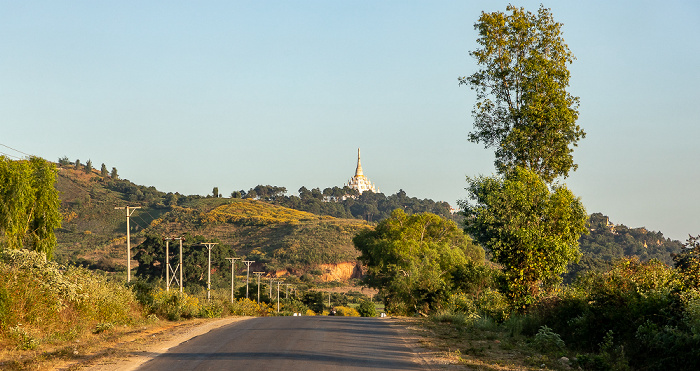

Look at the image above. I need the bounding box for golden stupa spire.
[355,148,364,176]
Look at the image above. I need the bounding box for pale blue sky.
[1,1,698,241]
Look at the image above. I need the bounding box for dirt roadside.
[56,317,251,370]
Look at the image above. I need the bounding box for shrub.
[335,306,360,317]
[150,290,200,321]
[475,288,510,322]
[357,300,377,317]
[227,298,273,316]
[533,325,565,352]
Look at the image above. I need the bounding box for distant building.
[346,148,379,194]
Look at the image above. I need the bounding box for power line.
[0,151,22,160]
[0,142,32,157]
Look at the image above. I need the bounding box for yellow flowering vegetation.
[201,199,329,226]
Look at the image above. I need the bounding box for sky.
[1,1,698,242]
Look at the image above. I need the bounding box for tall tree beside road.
[461,167,587,308]
[0,156,62,259]
[460,5,584,183]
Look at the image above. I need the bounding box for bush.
[532,258,700,370]
[150,290,200,321]
[0,249,143,350]
[335,306,360,317]
[226,298,273,316]
[533,325,565,352]
[357,300,377,317]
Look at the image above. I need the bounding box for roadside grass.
[399,314,580,370]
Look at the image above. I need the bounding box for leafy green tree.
[84,159,92,174]
[111,167,118,179]
[460,5,584,183]
[58,156,70,166]
[74,159,81,170]
[672,235,700,287]
[357,300,377,317]
[0,156,62,259]
[461,167,587,307]
[100,163,108,177]
[212,187,219,198]
[354,209,484,315]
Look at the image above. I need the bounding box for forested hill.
[248,185,454,222]
[566,212,684,282]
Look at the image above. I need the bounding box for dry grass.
[391,317,573,371]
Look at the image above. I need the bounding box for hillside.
[54,164,686,284]
[53,165,369,277]
[565,212,684,282]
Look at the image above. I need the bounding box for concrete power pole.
[253,272,264,302]
[277,280,281,313]
[201,243,218,301]
[163,237,184,292]
[269,276,274,300]
[242,260,254,299]
[225,257,241,303]
[115,206,140,282]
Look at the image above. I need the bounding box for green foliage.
[149,289,200,321]
[133,234,237,291]
[226,298,273,316]
[673,235,700,287]
[533,325,565,352]
[355,209,484,315]
[301,291,324,314]
[460,4,584,183]
[0,156,62,258]
[357,300,377,317]
[462,167,587,308]
[0,249,142,349]
[531,258,700,370]
[565,213,683,284]
[270,185,456,223]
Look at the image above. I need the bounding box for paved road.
[136,316,425,371]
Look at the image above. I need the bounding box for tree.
[84,159,93,174]
[111,167,118,179]
[0,156,62,259]
[100,163,108,177]
[461,167,587,307]
[74,159,81,170]
[460,5,584,183]
[354,209,484,315]
[212,187,219,198]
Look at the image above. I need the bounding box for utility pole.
[243,260,254,299]
[163,237,184,292]
[225,257,240,303]
[115,206,140,282]
[201,243,218,301]
[269,276,274,300]
[285,284,290,299]
[254,272,264,302]
[277,280,281,313]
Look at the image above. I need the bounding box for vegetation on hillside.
[0,156,61,259]
[234,184,455,222]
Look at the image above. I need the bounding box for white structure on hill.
[346,148,379,194]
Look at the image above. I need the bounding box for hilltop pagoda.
[346,148,379,194]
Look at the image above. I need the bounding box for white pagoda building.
[346,148,379,194]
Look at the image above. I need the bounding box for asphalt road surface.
[136,316,426,371]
